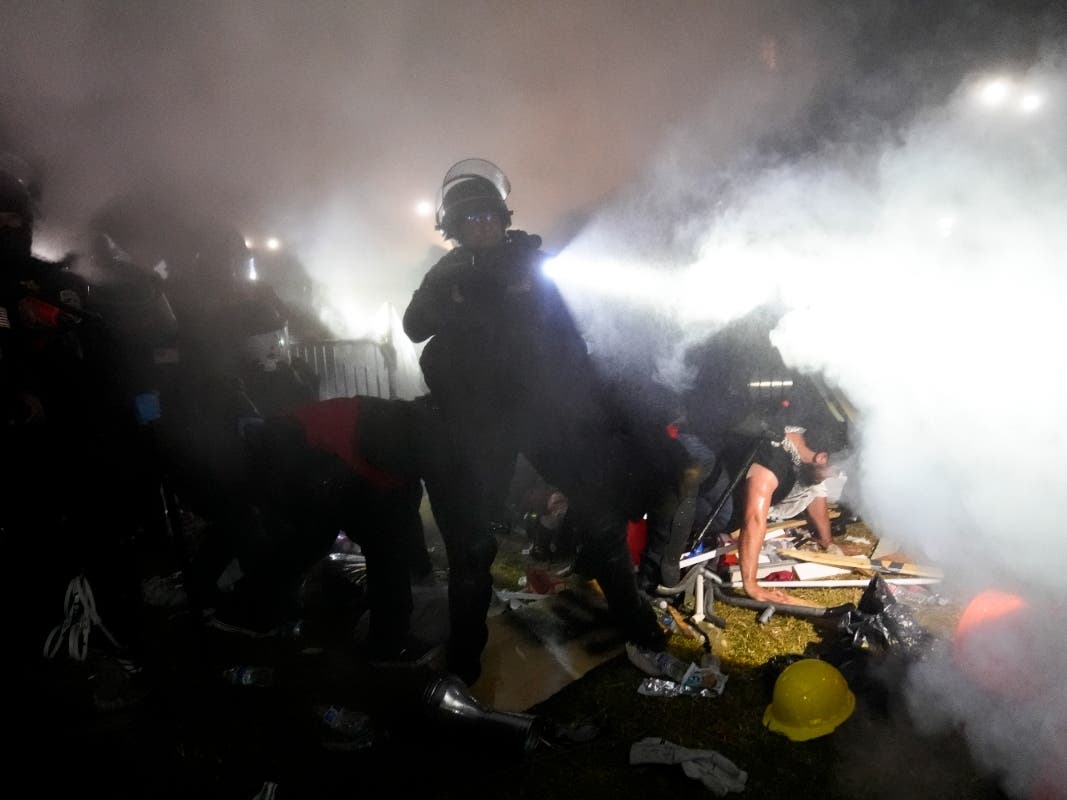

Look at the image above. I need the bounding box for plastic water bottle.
[317,704,373,737]
[651,651,692,685]
[221,665,276,688]
[656,599,680,634]
[652,651,721,692]
[315,705,375,751]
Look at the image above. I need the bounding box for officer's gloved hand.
[506,229,542,250]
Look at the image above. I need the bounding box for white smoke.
[558,55,1067,582]
[552,52,1067,796]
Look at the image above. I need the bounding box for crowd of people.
[1,153,848,711]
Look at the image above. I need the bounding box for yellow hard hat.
[762,658,855,741]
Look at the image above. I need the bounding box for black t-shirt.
[698,430,798,534]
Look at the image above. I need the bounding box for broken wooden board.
[871,552,945,578]
[792,561,853,580]
[777,548,944,578]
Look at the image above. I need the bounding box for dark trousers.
[423,394,666,682]
[525,425,662,645]
[421,402,515,682]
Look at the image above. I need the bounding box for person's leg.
[421,426,513,684]
[400,481,434,582]
[422,477,498,683]
[350,489,420,658]
[529,432,667,650]
[639,488,687,592]
[568,496,667,650]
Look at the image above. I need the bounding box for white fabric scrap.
[630,737,747,796]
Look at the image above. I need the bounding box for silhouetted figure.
[189,394,436,660]
[404,159,672,684]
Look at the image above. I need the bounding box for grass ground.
[455,519,1007,800]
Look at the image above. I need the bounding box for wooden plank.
[870,557,945,579]
[729,577,942,588]
[777,548,944,578]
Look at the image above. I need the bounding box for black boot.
[594,551,668,651]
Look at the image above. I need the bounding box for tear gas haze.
[3,2,1067,795]
[551,50,1067,800]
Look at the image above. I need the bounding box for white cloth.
[630,737,747,796]
[767,480,828,522]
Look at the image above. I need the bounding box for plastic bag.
[835,574,931,653]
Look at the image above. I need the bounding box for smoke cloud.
[551,38,1067,800]
[1,0,830,336]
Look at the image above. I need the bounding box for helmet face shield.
[435,158,512,236]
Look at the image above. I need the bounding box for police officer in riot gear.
[0,165,97,429]
[0,161,144,664]
[405,159,669,684]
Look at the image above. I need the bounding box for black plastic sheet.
[835,573,932,654]
[298,552,369,619]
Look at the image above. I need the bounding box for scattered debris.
[626,642,727,697]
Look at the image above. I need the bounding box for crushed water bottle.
[650,650,694,685]
[221,665,276,688]
[314,704,376,751]
[625,642,727,697]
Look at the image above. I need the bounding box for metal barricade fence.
[287,339,396,400]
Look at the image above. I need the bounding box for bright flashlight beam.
[544,249,774,326]
[266,237,281,251]
[544,254,677,306]
[415,200,434,217]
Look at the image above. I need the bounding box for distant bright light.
[415,200,434,217]
[1019,93,1044,113]
[748,380,793,388]
[248,257,258,281]
[244,237,254,249]
[265,237,281,251]
[976,78,1011,107]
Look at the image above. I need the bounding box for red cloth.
[764,570,796,582]
[626,518,648,566]
[290,397,408,491]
